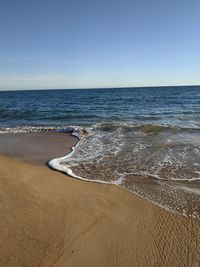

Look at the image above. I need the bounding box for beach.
[1,0,200,263]
[0,133,200,267]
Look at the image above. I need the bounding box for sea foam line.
[48,133,112,185]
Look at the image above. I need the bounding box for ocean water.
[0,86,200,216]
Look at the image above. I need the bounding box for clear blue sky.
[0,0,200,90]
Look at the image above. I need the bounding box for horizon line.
[0,84,200,92]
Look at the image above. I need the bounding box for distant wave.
[1,122,200,134]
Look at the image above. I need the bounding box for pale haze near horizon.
[0,0,200,90]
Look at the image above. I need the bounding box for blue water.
[1,86,200,217]
[0,86,200,128]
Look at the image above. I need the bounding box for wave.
[1,124,200,184]
[45,123,200,183]
[0,120,200,134]
[1,122,200,135]
[94,122,200,134]
[0,125,77,134]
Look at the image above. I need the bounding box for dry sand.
[0,154,200,267]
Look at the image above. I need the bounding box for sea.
[0,86,200,217]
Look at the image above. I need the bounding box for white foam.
[48,132,113,185]
[0,125,76,134]
[177,185,200,195]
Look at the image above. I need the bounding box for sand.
[0,154,200,267]
[0,132,77,165]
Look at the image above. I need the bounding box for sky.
[0,0,200,90]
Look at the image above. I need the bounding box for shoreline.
[0,131,200,218]
[0,154,200,266]
[47,133,200,219]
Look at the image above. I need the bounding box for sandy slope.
[0,155,199,267]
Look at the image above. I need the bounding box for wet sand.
[0,132,78,165]
[121,174,200,218]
